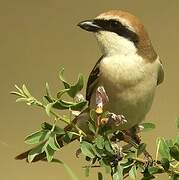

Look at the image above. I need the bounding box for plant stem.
[37,102,70,125]
[155,138,160,162]
[174,162,179,169]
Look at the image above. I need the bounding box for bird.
[75,10,164,133]
[15,10,164,161]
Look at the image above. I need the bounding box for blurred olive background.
[1,0,179,179]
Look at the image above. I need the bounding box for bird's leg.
[124,126,153,166]
[124,126,141,144]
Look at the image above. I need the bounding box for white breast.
[91,54,159,129]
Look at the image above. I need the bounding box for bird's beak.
[77,20,102,32]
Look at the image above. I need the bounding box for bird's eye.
[113,21,119,26]
[109,20,119,27]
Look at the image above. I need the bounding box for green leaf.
[59,68,84,98]
[25,130,50,144]
[88,111,97,134]
[57,88,70,99]
[52,100,87,111]
[148,166,163,175]
[121,159,134,169]
[92,157,98,164]
[90,109,97,122]
[59,68,71,89]
[95,136,105,150]
[165,139,174,148]
[45,103,55,116]
[88,121,96,134]
[51,158,79,180]
[170,174,179,180]
[142,169,155,180]
[137,163,145,172]
[160,158,170,171]
[129,165,137,180]
[61,115,71,124]
[10,91,23,97]
[169,143,179,161]
[80,141,96,159]
[137,143,147,156]
[70,101,87,111]
[92,145,102,158]
[98,172,103,180]
[176,117,179,129]
[28,142,46,162]
[158,138,171,160]
[84,166,90,177]
[140,123,156,132]
[67,74,84,98]
[112,165,123,180]
[125,150,136,159]
[63,132,73,143]
[175,136,179,144]
[22,84,31,97]
[41,122,53,130]
[85,156,91,161]
[43,95,53,103]
[41,122,65,135]
[100,159,111,174]
[93,146,105,157]
[48,133,60,150]
[54,126,65,135]
[16,98,28,102]
[45,145,55,162]
[104,139,114,154]
[45,82,54,101]
[52,100,73,110]
[14,84,24,94]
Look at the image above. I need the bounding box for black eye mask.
[93,19,139,46]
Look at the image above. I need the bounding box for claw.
[143,150,153,167]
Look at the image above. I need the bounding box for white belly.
[90,55,159,129]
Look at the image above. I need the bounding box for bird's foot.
[143,150,153,167]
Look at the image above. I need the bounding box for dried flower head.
[95,86,109,114]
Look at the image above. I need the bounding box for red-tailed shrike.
[16,10,164,161]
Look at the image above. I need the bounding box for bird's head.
[78,10,156,59]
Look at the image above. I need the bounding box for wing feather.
[86,56,103,103]
[157,58,164,85]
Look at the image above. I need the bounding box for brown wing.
[86,56,104,103]
[157,59,164,85]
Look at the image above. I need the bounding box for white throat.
[95,31,137,56]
